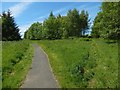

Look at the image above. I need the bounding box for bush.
[107,31,120,40]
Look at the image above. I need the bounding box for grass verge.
[2,40,33,89]
[0,41,2,89]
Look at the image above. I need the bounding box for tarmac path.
[21,44,59,88]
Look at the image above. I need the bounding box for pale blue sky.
[2,2,102,37]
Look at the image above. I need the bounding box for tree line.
[24,9,89,40]
[1,2,120,41]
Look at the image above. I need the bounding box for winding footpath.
[21,44,59,88]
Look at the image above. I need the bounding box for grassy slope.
[88,39,118,88]
[38,38,118,88]
[2,40,33,88]
[0,41,2,89]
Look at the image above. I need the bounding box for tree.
[57,14,62,18]
[0,15,2,40]
[60,16,69,38]
[55,14,63,39]
[2,10,21,41]
[66,9,89,37]
[43,12,62,39]
[24,22,43,40]
[79,10,90,36]
[43,11,56,39]
[67,9,81,36]
[92,2,120,40]
[91,12,103,38]
[24,30,28,39]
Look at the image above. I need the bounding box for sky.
[1,2,102,37]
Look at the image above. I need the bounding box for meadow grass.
[37,38,118,88]
[2,40,33,88]
[0,41,2,89]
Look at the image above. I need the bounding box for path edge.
[39,46,61,88]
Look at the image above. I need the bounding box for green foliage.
[43,12,62,39]
[0,41,1,89]
[25,9,90,40]
[24,22,43,40]
[38,38,118,88]
[67,9,81,36]
[80,10,90,36]
[92,2,120,40]
[60,16,69,39]
[2,41,33,88]
[91,12,103,38]
[0,17,1,40]
[2,10,21,41]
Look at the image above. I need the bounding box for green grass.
[0,41,2,89]
[2,40,33,88]
[2,38,118,88]
[37,38,118,88]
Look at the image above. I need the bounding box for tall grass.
[2,40,33,88]
[0,41,2,89]
[38,38,118,88]
[88,39,118,88]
